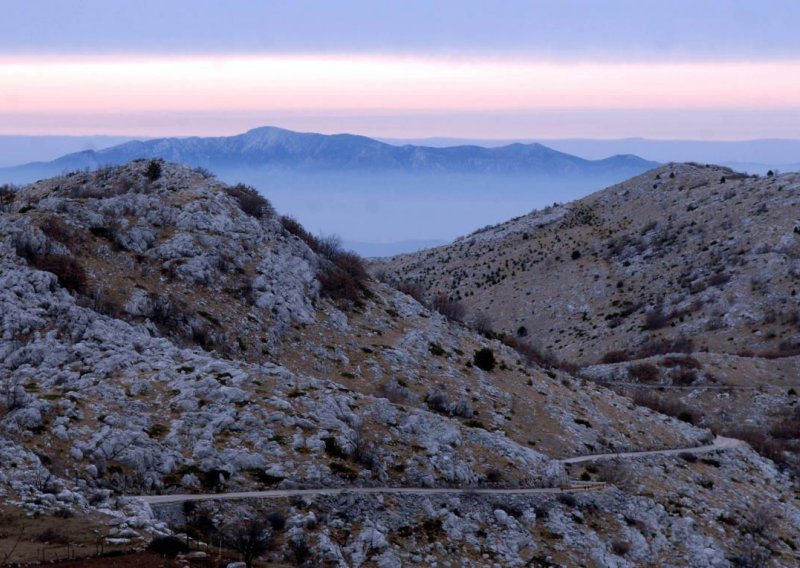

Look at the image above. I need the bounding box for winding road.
[136,437,745,505]
[558,435,745,465]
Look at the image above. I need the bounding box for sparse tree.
[224,519,272,568]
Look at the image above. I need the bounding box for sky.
[2,0,800,139]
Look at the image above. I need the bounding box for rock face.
[1,161,800,565]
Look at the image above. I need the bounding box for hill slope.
[1,161,798,566]
[378,163,800,364]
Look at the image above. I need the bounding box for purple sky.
[2,0,799,138]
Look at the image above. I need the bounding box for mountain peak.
[0,127,659,185]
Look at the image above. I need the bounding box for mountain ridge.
[0,126,658,184]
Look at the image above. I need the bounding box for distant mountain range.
[0,135,139,168]
[0,126,657,184]
[380,136,800,175]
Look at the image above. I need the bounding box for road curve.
[558,436,745,465]
[134,437,745,505]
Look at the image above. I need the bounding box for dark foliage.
[266,511,287,531]
[431,293,466,321]
[280,216,370,304]
[627,362,660,383]
[225,183,275,219]
[396,280,426,303]
[318,251,370,303]
[473,348,496,371]
[425,390,450,414]
[224,519,271,568]
[145,160,162,181]
[147,535,189,557]
[34,254,87,294]
[38,217,77,248]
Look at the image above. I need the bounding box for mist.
[212,168,629,255]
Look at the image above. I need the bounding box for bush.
[396,280,426,303]
[485,468,502,483]
[426,390,450,414]
[266,511,287,531]
[375,380,409,404]
[636,336,695,358]
[35,528,69,544]
[471,313,494,336]
[0,184,15,207]
[224,519,271,568]
[661,355,702,369]
[473,348,496,371]
[644,306,671,330]
[281,223,370,305]
[225,183,275,219]
[633,391,700,425]
[628,362,660,383]
[431,294,466,321]
[601,350,630,364]
[672,368,698,386]
[318,251,370,304]
[611,540,632,556]
[147,535,189,557]
[38,217,76,248]
[280,215,316,247]
[145,160,162,181]
[34,254,87,294]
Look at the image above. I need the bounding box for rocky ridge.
[1,161,799,566]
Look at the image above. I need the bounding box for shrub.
[395,280,425,303]
[225,183,275,219]
[636,336,695,358]
[644,306,671,330]
[266,511,287,531]
[601,350,630,364]
[661,355,702,369]
[633,392,700,425]
[431,294,466,321]
[224,519,271,568]
[611,540,632,556]
[672,368,698,386]
[280,215,316,248]
[473,348,496,371]
[597,459,633,489]
[627,362,660,383]
[426,390,450,414]
[147,535,189,557]
[145,160,162,181]
[280,215,370,304]
[485,468,502,483]
[35,528,70,544]
[318,251,370,303]
[38,217,76,248]
[0,184,15,208]
[34,254,87,294]
[557,493,577,507]
[471,313,494,336]
[375,380,409,404]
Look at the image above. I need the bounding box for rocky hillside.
[378,163,800,365]
[2,161,800,566]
